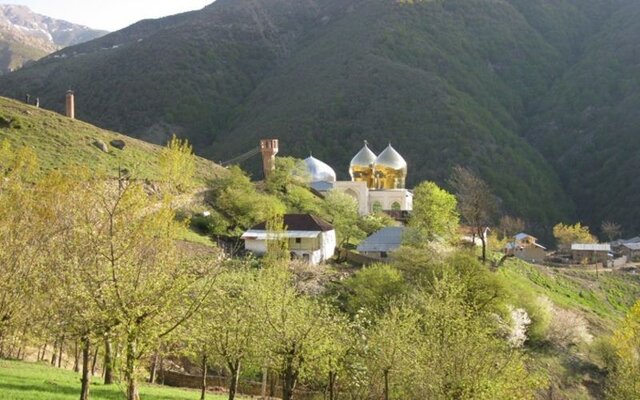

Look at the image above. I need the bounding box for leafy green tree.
[605,301,640,399]
[254,266,338,400]
[209,166,285,236]
[192,267,258,400]
[321,191,366,248]
[340,264,406,315]
[407,181,459,245]
[158,134,196,193]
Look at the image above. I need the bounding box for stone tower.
[65,90,75,119]
[260,139,279,179]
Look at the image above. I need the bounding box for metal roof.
[622,243,640,251]
[514,232,537,241]
[357,227,405,253]
[571,243,611,252]
[250,214,334,232]
[241,230,321,240]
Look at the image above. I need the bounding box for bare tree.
[601,220,622,242]
[449,166,496,263]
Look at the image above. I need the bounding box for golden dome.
[349,141,377,188]
[374,144,407,189]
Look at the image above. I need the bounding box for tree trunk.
[200,354,207,400]
[104,338,114,385]
[41,343,48,361]
[328,371,336,400]
[51,339,58,366]
[149,350,159,384]
[282,359,298,400]
[57,336,64,368]
[91,346,99,376]
[74,340,80,372]
[384,369,389,400]
[479,227,487,263]
[125,338,139,400]
[159,354,165,385]
[228,360,241,400]
[79,337,91,400]
[261,366,268,400]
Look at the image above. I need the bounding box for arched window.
[391,201,401,211]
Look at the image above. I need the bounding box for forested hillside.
[0,0,638,235]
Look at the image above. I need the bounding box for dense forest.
[0,0,639,236]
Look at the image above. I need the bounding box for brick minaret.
[260,139,279,179]
[65,90,75,119]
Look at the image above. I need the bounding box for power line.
[220,146,261,166]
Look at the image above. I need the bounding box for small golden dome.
[374,144,407,189]
[349,141,377,188]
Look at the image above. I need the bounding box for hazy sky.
[8,0,215,31]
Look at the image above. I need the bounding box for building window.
[372,201,383,213]
[295,238,302,244]
[391,201,401,211]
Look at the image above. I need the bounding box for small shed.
[570,243,611,264]
[357,227,405,259]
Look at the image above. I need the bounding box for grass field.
[0,360,229,400]
[499,258,640,332]
[0,96,224,183]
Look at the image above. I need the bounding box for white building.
[306,142,413,216]
[241,214,336,265]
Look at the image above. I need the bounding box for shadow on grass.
[0,381,201,400]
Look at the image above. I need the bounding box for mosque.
[303,141,413,216]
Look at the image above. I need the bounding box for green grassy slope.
[0,360,229,400]
[0,97,224,182]
[501,259,640,332]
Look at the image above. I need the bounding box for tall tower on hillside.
[65,90,75,119]
[260,139,279,179]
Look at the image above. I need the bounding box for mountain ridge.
[0,4,107,73]
[0,0,637,236]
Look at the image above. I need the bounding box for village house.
[619,243,640,262]
[505,233,547,263]
[357,226,405,259]
[241,214,336,265]
[570,243,611,264]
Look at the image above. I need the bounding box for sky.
[7,0,215,31]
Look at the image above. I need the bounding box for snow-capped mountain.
[0,4,107,73]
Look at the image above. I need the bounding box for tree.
[449,166,496,263]
[254,266,338,400]
[553,222,597,249]
[605,301,640,399]
[498,216,526,240]
[159,134,196,193]
[74,178,220,400]
[193,267,258,400]
[407,181,459,245]
[601,221,622,242]
[340,264,406,315]
[209,166,285,236]
[0,142,47,355]
[321,191,366,248]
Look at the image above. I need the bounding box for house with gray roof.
[570,243,612,264]
[357,227,404,259]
